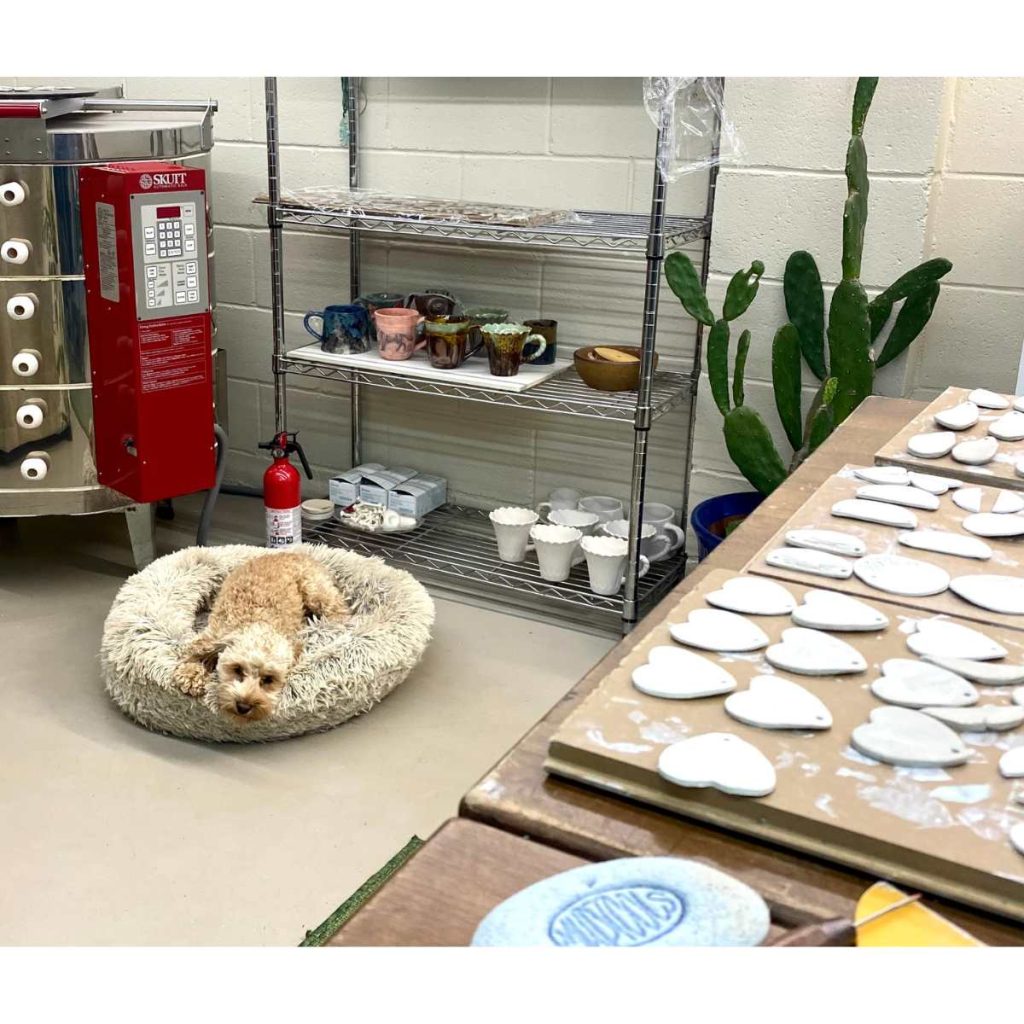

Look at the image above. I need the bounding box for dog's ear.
[189,634,229,673]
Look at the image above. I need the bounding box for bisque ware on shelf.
[989,411,1024,442]
[870,659,978,709]
[952,436,999,466]
[632,647,737,700]
[764,627,866,676]
[851,707,970,768]
[657,733,776,798]
[933,400,980,431]
[906,431,957,459]
[669,609,769,653]
[968,388,1009,410]
[791,589,889,632]
[580,534,649,596]
[906,618,1007,660]
[704,576,796,616]
[724,676,832,731]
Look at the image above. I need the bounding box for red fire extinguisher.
[258,431,313,547]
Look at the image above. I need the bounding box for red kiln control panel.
[80,162,215,503]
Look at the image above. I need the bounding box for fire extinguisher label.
[266,506,301,547]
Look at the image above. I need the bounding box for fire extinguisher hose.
[196,423,228,547]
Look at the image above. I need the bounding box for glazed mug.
[537,487,581,518]
[641,502,685,557]
[529,524,583,583]
[481,323,547,377]
[357,292,407,339]
[303,304,371,354]
[465,306,510,358]
[423,318,482,369]
[578,495,624,523]
[373,307,426,361]
[489,506,539,563]
[601,518,672,562]
[523,318,557,366]
[405,292,458,320]
[580,535,650,597]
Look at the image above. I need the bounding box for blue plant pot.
[690,490,764,561]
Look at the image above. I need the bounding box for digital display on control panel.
[156,206,181,218]
[135,191,207,320]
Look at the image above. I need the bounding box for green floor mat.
[299,835,425,946]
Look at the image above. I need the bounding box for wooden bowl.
[573,345,658,392]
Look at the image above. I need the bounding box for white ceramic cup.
[578,495,624,524]
[600,518,672,561]
[641,502,685,557]
[548,508,601,535]
[580,535,650,596]
[489,506,539,563]
[529,523,583,582]
[537,487,581,518]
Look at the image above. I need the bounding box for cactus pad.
[723,405,788,496]
[784,251,827,379]
[665,252,715,327]
[772,324,803,450]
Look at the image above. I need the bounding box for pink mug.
[373,307,426,361]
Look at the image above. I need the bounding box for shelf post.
[265,77,287,434]
[623,121,668,630]
[346,76,362,466]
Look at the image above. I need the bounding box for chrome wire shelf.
[280,352,692,423]
[257,198,708,253]
[306,503,685,626]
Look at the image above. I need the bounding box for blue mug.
[303,304,371,354]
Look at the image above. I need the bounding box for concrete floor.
[0,495,612,945]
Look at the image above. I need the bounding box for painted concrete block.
[258,383,351,471]
[125,76,256,143]
[550,78,657,159]
[215,304,273,384]
[461,155,631,210]
[948,78,1024,174]
[628,159,711,216]
[360,149,463,199]
[212,226,256,306]
[225,379,262,452]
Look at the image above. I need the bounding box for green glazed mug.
[480,323,547,377]
[424,318,482,369]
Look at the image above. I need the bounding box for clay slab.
[934,400,980,431]
[657,732,776,797]
[705,576,796,616]
[725,676,832,731]
[952,487,984,513]
[908,472,961,495]
[897,529,992,561]
[921,705,1024,733]
[851,707,970,768]
[765,627,867,675]
[831,498,918,530]
[990,411,1024,442]
[791,589,889,632]
[853,465,910,485]
[952,437,999,466]
[871,659,978,709]
[855,484,940,511]
[993,490,1024,514]
[907,618,1007,660]
[669,609,769,653]
[633,652,737,700]
[951,575,1024,615]
[962,513,1024,538]
[921,653,1024,686]
[784,528,866,558]
[765,547,852,579]
[853,554,950,597]
[969,388,1010,410]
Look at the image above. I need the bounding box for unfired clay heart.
[989,411,1024,441]
[906,618,1007,660]
[961,512,1024,538]
[952,487,984,513]
[791,589,889,632]
[633,649,737,700]
[969,388,1009,410]
[906,431,956,459]
[765,547,852,579]
[934,400,980,431]
[993,490,1024,514]
[725,676,832,731]
[831,498,917,530]
[908,472,961,495]
[950,574,1024,614]
[705,576,796,616]
[999,746,1024,778]
[657,732,776,797]
[851,707,970,768]
[853,553,950,597]
[669,609,769,653]
[765,627,866,676]
[921,654,1024,686]
[952,436,999,466]
[897,529,992,561]
[871,659,978,708]
[784,528,866,558]
[855,484,940,511]
[921,705,1024,732]
[852,465,910,485]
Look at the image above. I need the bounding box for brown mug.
[405,292,457,320]
[423,318,482,369]
[523,318,557,365]
[480,323,548,377]
[373,307,426,361]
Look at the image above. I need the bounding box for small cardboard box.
[358,466,418,506]
[387,474,448,518]
[328,463,386,506]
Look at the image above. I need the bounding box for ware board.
[546,568,1024,923]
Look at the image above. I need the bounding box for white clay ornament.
[791,589,889,632]
[961,512,1024,538]
[921,705,1024,733]
[921,654,1024,686]
[906,618,1007,660]
[953,487,1024,515]
[765,547,853,579]
[852,465,910,485]
[704,576,796,616]
[725,676,832,731]
[906,431,956,459]
[990,411,1024,441]
[657,732,776,797]
[998,746,1024,779]
[992,490,1024,514]
[852,707,970,767]
[952,436,999,466]
[784,528,866,558]
[633,649,738,700]
[853,553,950,597]
[933,400,980,431]
[950,574,1024,615]
[669,609,769,653]
[908,472,961,495]
[968,388,1010,410]
[765,627,867,676]
[952,487,984,513]
[870,658,978,709]
[855,484,940,511]
[831,498,917,530]
[896,529,992,561]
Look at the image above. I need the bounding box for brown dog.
[176,552,350,722]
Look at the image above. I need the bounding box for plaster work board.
[875,386,1024,488]
[545,569,1024,923]
[745,467,1024,632]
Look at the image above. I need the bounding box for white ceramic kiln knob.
[16,400,46,430]
[6,293,36,320]
[11,349,41,377]
[2,239,31,265]
[20,453,49,482]
[0,181,26,207]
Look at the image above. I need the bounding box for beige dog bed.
[101,544,435,743]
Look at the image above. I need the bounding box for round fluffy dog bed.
[101,544,434,742]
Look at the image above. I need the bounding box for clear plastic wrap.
[642,77,743,182]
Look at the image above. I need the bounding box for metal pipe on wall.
[264,77,287,434]
[346,77,362,466]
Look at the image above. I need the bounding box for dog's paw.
[176,662,209,697]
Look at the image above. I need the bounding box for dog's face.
[209,624,294,723]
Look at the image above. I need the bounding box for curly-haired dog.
[176,551,350,722]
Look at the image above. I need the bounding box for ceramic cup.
[357,292,407,340]
[578,495,624,523]
[548,508,600,535]
[601,518,672,562]
[303,304,371,354]
[464,306,510,358]
[641,502,685,558]
[523,318,557,366]
[481,323,547,377]
[424,317,482,369]
[580,535,650,596]
[537,487,581,518]
[373,307,427,360]
[489,506,539,563]
[405,292,458,320]
[529,523,583,582]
